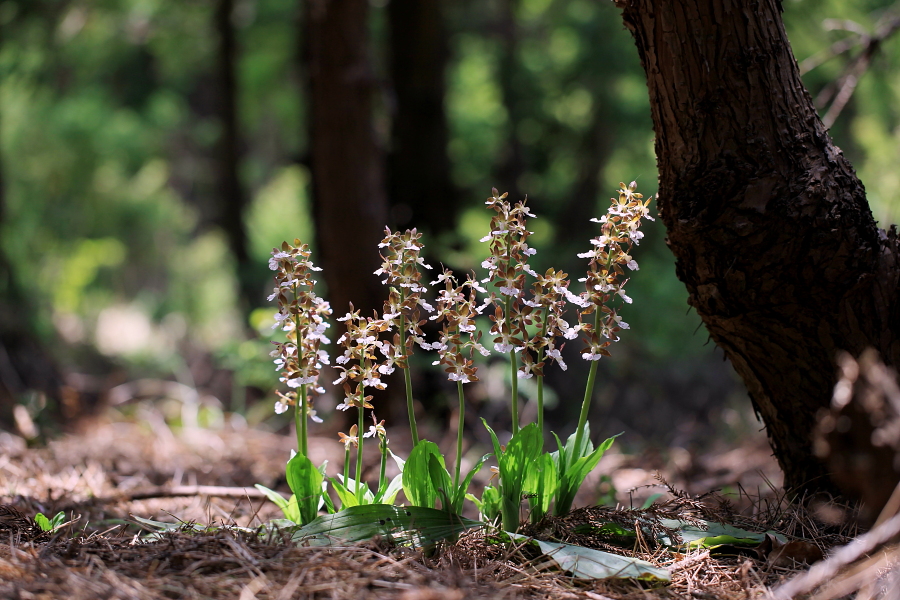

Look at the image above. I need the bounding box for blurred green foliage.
[2,0,900,434]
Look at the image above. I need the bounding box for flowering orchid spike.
[269,242,331,457]
[571,181,652,455]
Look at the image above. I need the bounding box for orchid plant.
[259,183,653,533]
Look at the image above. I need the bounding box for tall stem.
[454,380,465,489]
[343,445,351,486]
[355,385,366,502]
[297,384,308,457]
[292,285,308,457]
[505,294,519,435]
[572,307,602,456]
[536,305,550,433]
[378,438,388,495]
[399,289,419,446]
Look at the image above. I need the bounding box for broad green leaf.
[427,453,453,509]
[450,453,491,513]
[290,505,483,548]
[554,433,619,516]
[524,452,558,520]
[34,513,51,532]
[533,538,670,582]
[482,419,503,459]
[657,519,787,548]
[490,422,543,531]
[254,484,290,511]
[286,453,324,525]
[285,494,301,523]
[49,511,66,529]
[332,476,374,508]
[403,440,447,509]
[477,486,501,522]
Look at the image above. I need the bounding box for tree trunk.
[496,0,526,198]
[387,0,457,234]
[306,0,388,320]
[214,0,253,310]
[616,0,900,495]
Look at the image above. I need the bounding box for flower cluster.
[268,240,331,421]
[481,189,538,297]
[429,269,491,384]
[332,306,392,410]
[480,189,539,357]
[375,227,434,366]
[573,181,652,361]
[517,267,580,378]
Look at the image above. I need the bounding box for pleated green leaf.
[290,505,483,547]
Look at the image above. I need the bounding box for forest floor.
[0,405,876,600]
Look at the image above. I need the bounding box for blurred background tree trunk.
[496,0,526,198]
[214,0,253,312]
[0,117,64,433]
[618,0,900,496]
[305,0,388,321]
[387,0,458,236]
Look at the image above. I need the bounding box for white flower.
[268,251,291,270]
[626,260,639,271]
[516,368,533,380]
[547,348,567,371]
[582,352,604,361]
[617,289,633,304]
[274,400,290,414]
[495,342,515,353]
[448,372,472,383]
[378,364,395,375]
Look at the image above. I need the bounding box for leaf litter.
[0,411,888,600]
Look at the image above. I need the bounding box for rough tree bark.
[616,0,900,494]
[387,0,457,234]
[306,0,388,319]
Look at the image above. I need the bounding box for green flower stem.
[454,380,465,490]
[399,289,419,446]
[291,287,307,457]
[296,383,308,457]
[505,294,519,435]
[536,305,550,433]
[572,306,603,455]
[355,385,366,503]
[343,445,351,486]
[378,437,388,493]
